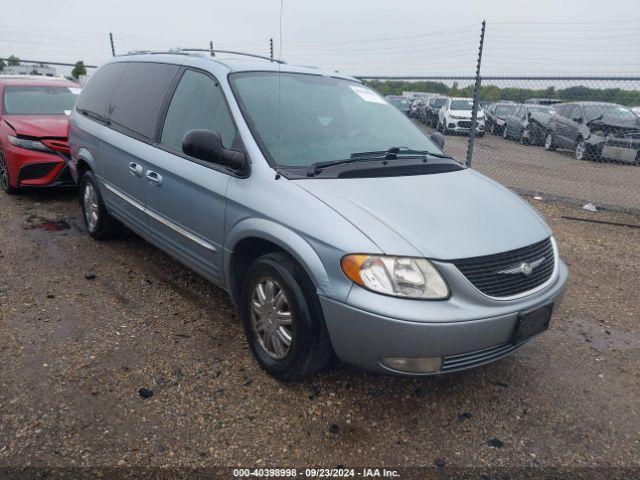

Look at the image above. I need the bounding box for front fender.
[224,218,335,298]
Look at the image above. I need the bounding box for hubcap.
[0,153,8,191]
[545,134,552,149]
[83,182,100,232]
[576,142,585,160]
[250,277,293,359]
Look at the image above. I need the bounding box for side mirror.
[430,131,445,149]
[182,129,247,172]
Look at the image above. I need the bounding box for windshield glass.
[389,98,409,108]
[3,85,80,114]
[450,99,473,110]
[528,105,553,114]
[583,104,637,122]
[495,105,514,116]
[433,97,447,107]
[230,72,440,167]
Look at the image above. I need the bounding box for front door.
[144,68,240,285]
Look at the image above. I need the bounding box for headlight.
[497,119,505,125]
[341,255,449,299]
[7,135,52,153]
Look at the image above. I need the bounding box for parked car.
[409,100,424,118]
[423,95,448,127]
[486,102,517,136]
[632,106,640,118]
[503,104,556,145]
[70,52,568,380]
[544,102,640,163]
[0,76,80,194]
[438,97,485,136]
[385,95,411,116]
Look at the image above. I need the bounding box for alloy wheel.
[576,141,586,160]
[250,277,293,359]
[82,182,100,232]
[545,134,553,150]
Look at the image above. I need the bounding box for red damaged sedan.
[0,77,80,194]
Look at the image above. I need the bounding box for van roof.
[112,50,358,82]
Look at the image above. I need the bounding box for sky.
[1,0,639,77]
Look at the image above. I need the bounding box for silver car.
[69,51,568,380]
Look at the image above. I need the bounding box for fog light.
[381,356,442,374]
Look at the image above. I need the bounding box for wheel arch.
[224,219,334,307]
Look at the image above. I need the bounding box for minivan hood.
[3,114,70,139]
[293,169,550,260]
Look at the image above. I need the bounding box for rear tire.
[0,149,18,195]
[241,252,334,381]
[544,133,556,151]
[80,170,120,240]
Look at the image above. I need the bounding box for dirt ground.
[0,187,639,471]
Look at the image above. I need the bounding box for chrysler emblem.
[497,257,545,276]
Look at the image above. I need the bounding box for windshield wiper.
[350,146,454,160]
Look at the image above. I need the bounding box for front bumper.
[587,134,640,163]
[5,142,73,188]
[447,119,485,133]
[321,261,568,375]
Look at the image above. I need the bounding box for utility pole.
[209,41,215,57]
[466,20,486,167]
[269,38,274,59]
[109,32,116,57]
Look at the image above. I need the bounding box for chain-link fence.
[0,58,98,85]
[360,75,640,213]
[2,56,639,213]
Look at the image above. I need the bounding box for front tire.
[241,252,334,381]
[503,126,509,140]
[0,149,18,194]
[575,138,593,161]
[80,171,120,239]
[519,128,529,145]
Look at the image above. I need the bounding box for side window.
[571,106,583,122]
[161,70,237,152]
[75,62,126,118]
[109,62,179,139]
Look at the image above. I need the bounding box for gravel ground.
[0,187,639,470]
[415,120,640,212]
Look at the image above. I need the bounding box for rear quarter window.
[75,62,127,118]
[109,62,180,139]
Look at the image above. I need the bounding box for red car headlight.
[7,135,52,153]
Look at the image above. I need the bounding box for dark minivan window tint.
[161,70,237,151]
[75,62,126,118]
[110,62,179,139]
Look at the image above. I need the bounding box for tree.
[71,60,87,80]
[30,69,42,76]
[0,58,5,72]
[7,55,20,66]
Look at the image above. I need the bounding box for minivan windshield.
[450,99,473,111]
[3,86,80,115]
[230,72,440,167]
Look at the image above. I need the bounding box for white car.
[437,97,485,136]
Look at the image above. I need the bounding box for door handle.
[145,170,163,186]
[128,162,143,178]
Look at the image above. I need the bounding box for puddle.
[24,215,71,232]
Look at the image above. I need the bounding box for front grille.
[458,120,472,128]
[19,162,58,181]
[440,341,528,372]
[451,238,555,298]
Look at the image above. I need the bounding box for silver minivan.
[69,51,568,380]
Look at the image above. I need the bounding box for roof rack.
[120,48,286,64]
